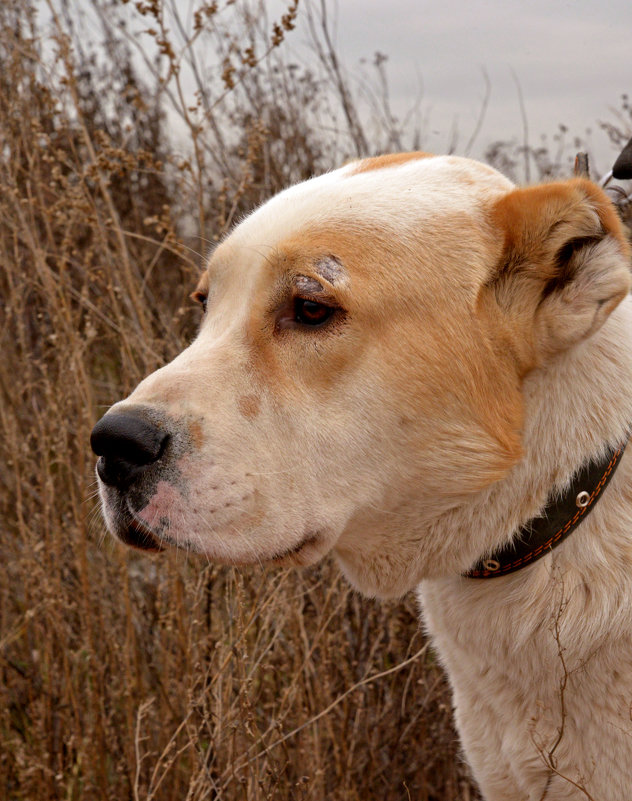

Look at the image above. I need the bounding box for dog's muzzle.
[90,409,176,550]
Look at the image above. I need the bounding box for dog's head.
[91,153,630,597]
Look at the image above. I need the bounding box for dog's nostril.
[91,413,169,488]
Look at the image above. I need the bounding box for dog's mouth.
[118,524,320,564]
[118,508,164,552]
[104,488,324,564]
[268,533,322,564]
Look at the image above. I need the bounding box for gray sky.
[283,0,631,174]
[44,0,631,177]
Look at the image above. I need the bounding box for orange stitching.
[469,448,622,577]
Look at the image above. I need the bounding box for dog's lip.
[269,533,321,563]
[119,507,164,552]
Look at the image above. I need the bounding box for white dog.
[92,152,632,800]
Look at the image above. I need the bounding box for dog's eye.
[191,290,208,314]
[294,298,334,326]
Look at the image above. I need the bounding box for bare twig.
[464,68,491,156]
[305,0,369,157]
[511,68,531,182]
[231,641,429,774]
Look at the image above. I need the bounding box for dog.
[91,152,632,800]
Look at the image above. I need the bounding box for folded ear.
[487,178,631,365]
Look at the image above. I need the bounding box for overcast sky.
[281,0,631,174]
[45,0,631,177]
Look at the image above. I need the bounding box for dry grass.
[1,1,630,799]
[0,2,476,798]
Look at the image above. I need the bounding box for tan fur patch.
[237,394,261,420]
[349,151,435,174]
[242,220,524,489]
[188,419,205,448]
[491,179,630,267]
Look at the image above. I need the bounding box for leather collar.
[465,439,628,579]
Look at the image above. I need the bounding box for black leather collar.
[465,439,628,579]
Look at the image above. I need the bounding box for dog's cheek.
[136,480,185,532]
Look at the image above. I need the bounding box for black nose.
[91,413,169,489]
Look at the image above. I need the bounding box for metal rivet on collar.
[482,559,501,572]
[576,491,591,508]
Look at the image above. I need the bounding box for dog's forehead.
[238,155,510,241]
[207,155,513,288]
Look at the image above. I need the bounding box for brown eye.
[294,298,334,326]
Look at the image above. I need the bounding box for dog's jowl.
[92,153,632,801]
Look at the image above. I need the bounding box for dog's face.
[92,153,630,597]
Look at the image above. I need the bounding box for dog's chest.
[418,574,632,800]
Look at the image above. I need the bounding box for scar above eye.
[295,275,324,295]
[314,255,345,285]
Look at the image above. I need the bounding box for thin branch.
[305,0,369,157]
[234,641,429,771]
[511,68,530,182]
[464,67,491,156]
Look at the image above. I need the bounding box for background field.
[1,2,630,799]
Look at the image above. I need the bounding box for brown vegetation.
[0,1,629,799]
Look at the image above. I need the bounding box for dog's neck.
[487,296,632,566]
[461,296,632,579]
[417,298,632,801]
[447,296,632,586]
[418,295,632,663]
[336,296,632,599]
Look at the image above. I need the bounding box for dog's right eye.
[191,290,208,314]
[274,282,344,332]
[294,298,335,326]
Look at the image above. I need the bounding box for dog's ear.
[487,179,631,364]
